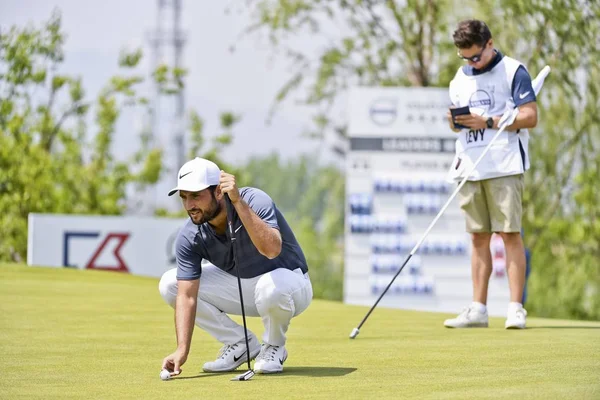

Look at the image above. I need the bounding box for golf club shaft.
[225,194,252,371]
[354,115,515,333]
[354,254,414,331]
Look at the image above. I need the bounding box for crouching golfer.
[160,157,313,376]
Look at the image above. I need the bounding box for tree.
[236,0,600,318]
[0,12,238,262]
[0,12,154,261]
[234,0,461,137]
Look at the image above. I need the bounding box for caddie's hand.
[454,112,487,130]
[220,171,241,203]
[446,109,461,132]
[162,350,187,377]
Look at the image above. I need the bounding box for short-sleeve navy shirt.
[175,187,309,280]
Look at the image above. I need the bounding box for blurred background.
[1,0,598,320]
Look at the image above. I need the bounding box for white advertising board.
[27,213,185,278]
[344,87,511,317]
[348,86,454,138]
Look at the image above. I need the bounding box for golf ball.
[160,369,171,381]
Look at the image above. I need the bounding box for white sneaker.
[253,344,288,374]
[444,306,489,328]
[202,334,261,372]
[505,307,527,329]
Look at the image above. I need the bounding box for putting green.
[1,264,598,399]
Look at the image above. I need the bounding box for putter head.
[349,327,360,339]
[231,370,255,381]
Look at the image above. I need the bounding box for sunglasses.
[457,43,489,63]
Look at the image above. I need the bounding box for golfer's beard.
[190,198,221,225]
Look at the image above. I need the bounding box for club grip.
[532,65,551,96]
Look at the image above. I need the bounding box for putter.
[349,66,551,339]
[224,194,255,381]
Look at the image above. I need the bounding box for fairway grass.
[1,264,598,399]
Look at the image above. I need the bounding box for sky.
[1,0,343,209]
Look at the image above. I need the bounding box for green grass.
[1,264,599,400]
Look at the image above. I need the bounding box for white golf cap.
[168,157,221,196]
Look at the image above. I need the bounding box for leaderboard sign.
[344,87,511,317]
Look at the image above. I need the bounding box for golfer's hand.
[220,171,241,203]
[446,109,461,132]
[162,350,186,377]
[454,113,487,130]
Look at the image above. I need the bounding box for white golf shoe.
[444,306,489,328]
[202,334,261,372]
[505,307,527,329]
[253,344,288,374]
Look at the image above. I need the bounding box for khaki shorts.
[457,174,524,233]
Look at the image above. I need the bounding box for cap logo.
[179,171,192,179]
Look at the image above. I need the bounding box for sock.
[471,302,487,313]
[508,302,523,312]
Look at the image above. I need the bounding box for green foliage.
[0,12,213,262]
[186,110,238,168]
[239,0,600,318]
[1,11,240,261]
[240,153,345,300]
[0,12,164,261]
[239,0,460,134]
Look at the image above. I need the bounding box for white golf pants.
[159,263,313,347]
